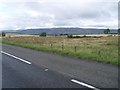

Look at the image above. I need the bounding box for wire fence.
[38,42,84,53]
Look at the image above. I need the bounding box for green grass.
[2,36,119,66]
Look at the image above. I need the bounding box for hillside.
[3,28,118,35]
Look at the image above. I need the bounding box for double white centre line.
[1,51,31,65]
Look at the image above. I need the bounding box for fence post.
[61,42,64,50]
[98,50,101,55]
[50,43,53,49]
[62,44,64,50]
[74,46,77,52]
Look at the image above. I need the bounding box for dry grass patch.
[2,35,119,66]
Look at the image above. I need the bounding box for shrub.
[67,35,73,38]
[39,32,47,36]
[1,32,6,37]
[104,28,110,34]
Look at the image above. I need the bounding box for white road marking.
[45,69,48,71]
[1,50,99,89]
[1,51,31,65]
[71,79,100,90]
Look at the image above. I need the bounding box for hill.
[3,28,118,35]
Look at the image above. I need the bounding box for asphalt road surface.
[1,44,119,89]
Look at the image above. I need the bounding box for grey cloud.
[0,1,118,30]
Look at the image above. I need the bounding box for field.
[2,34,119,66]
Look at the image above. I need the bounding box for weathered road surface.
[2,44,119,89]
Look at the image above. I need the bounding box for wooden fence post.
[74,46,77,52]
[61,42,64,50]
[50,43,53,49]
[62,44,64,50]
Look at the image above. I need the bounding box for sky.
[0,0,119,30]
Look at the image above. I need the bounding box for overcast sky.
[0,0,119,30]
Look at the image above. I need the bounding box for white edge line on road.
[71,79,100,90]
[1,51,32,65]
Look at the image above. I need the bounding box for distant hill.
[3,28,118,35]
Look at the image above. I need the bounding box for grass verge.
[2,38,119,66]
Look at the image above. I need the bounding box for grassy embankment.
[2,35,119,66]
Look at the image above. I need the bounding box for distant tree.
[60,34,63,36]
[60,33,68,36]
[104,28,110,34]
[39,32,47,36]
[67,35,73,38]
[64,34,68,36]
[1,32,6,37]
[55,34,58,36]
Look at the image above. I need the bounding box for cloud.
[0,0,118,30]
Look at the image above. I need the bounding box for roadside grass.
[0,37,2,43]
[2,36,119,66]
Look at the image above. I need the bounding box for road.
[2,44,119,89]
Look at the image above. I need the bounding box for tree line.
[1,28,119,37]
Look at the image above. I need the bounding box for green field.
[2,35,119,66]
